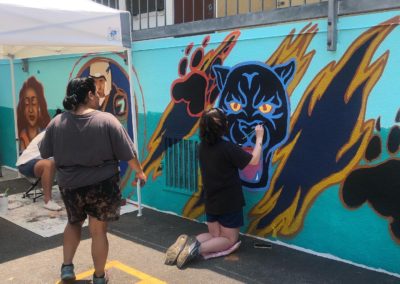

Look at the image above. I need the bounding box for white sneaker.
[43,200,62,211]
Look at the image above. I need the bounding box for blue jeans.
[18,159,40,178]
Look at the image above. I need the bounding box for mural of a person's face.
[24,88,39,128]
[94,77,107,98]
[17,76,51,152]
[89,61,112,97]
[85,90,100,111]
[75,57,131,178]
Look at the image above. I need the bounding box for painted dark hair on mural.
[17,76,51,136]
[199,108,227,146]
[63,77,96,110]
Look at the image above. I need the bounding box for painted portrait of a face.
[74,57,131,178]
[17,76,51,151]
[24,88,39,128]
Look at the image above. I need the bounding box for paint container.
[0,194,9,214]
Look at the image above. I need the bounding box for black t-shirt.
[199,139,252,215]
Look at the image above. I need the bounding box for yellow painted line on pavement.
[108,260,166,283]
[56,260,166,284]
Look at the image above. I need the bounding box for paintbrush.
[242,122,266,140]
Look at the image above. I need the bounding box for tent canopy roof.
[0,0,131,59]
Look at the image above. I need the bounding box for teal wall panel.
[129,10,400,275]
[0,107,17,166]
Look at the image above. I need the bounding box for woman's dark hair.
[53,108,64,118]
[63,77,96,110]
[17,76,51,134]
[199,108,228,145]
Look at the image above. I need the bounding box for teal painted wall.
[0,9,399,276]
[129,10,400,275]
[0,61,25,166]
[0,107,17,166]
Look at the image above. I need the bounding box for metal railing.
[94,0,327,30]
[93,0,400,42]
[164,138,199,195]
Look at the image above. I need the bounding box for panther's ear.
[212,65,230,92]
[273,59,296,86]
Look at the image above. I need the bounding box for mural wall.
[129,11,400,275]
[0,8,399,277]
[0,54,133,181]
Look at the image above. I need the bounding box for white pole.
[8,55,20,175]
[126,48,142,217]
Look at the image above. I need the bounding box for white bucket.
[0,194,8,214]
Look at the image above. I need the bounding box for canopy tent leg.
[8,55,20,176]
[126,48,142,217]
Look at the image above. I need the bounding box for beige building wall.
[278,0,324,8]
[216,0,326,17]
[216,0,276,17]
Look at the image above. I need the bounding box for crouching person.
[16,130,61,211]
[165,108,264,268]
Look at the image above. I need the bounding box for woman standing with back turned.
[39,77,146,283]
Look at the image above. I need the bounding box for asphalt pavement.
[0,174,399,284]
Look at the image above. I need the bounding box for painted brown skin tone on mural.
[94,77,107,99]
[21,88,41,148]
[24,88,39,134]
[17,76,50,151]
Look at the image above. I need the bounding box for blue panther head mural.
[213,60,295,191]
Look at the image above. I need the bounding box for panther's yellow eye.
[259,104,273,114]
[230,102,242,112]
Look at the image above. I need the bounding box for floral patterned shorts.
[60,174,121,224]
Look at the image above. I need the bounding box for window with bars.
[93,0,330,34]
[164,137,199,195]
[126,0,165,16]
[174,0,214,24]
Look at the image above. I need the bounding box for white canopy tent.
[0,0,142,215]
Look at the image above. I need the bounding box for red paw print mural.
[141,31,240,180]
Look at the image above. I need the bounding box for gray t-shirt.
[39,110,136,188]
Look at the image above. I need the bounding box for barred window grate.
[164,137,199,195]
